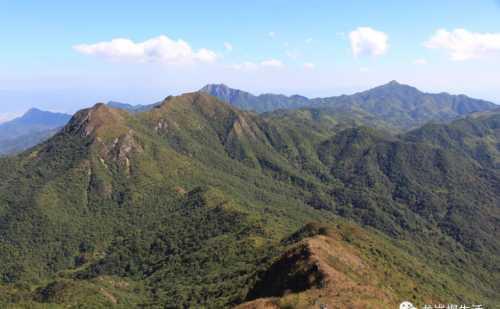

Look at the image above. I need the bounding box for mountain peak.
[386,80,401,86]
[199,83,231,92]
[25,107,43,113]
[67,103,127,139]
[12,108,72,126]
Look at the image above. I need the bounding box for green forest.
[1,92,500,308]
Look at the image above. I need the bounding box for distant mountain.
[106,101,161,114]
[0,126,62,157]
[0,108,72,140]
[308,80,497,132]
[106,101,134,109]
[199,84,310,113]
[125,102,162,113]
[256,81,498,133]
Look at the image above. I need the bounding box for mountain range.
[199,84,310,113]
[200,81,498,133]
[1,90,500,308]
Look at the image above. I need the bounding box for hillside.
[0,108,72,140]
[238,221,491,309]
[0,93,499,307]
[261,107,392,135]
[402,109,500,170]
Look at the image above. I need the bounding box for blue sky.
[1,0,500,114]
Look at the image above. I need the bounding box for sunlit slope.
[0,92,499,307]
[402,108,500,169]
[238,221,498,309]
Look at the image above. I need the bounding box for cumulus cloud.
[348,27,389,57]
[302,63,314,68]
[305,38,313,43]
[73,35,218,65]
[423,29,500,61]
[224,42,233,51]
[261,60,283,67]
[411,59,427,64]
[286,51,298,59]
[359,68,374,72]
[269,31,276,37]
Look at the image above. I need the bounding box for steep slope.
[0,93,500,307]
[0,108,71,140]
[316,126,500,253]
[0,96,332,308]
[199,84,310,112]
[402,109,500,169]
[238,221,497,309]
[308,81,497,132]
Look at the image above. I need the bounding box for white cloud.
[261,60,283,67]
[348,27,389,57]
[302,63,314,68]
[228,62,259,69]
[359,68,374,72]
[423,29,500,61]
[305,38,313,43]
[411,59,427,64]
[73,35,218,65]
[286,51,298,59]
[339,32,345,39]
[269,31,276,37]
[224,42,233,51]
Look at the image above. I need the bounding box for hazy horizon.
[1,0,500,114]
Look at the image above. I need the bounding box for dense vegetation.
[402,109,500,169]
[205,81,497,133]
[0,92,499,308]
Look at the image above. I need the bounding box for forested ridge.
[202,81,497,133]
[0,92,500,308]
